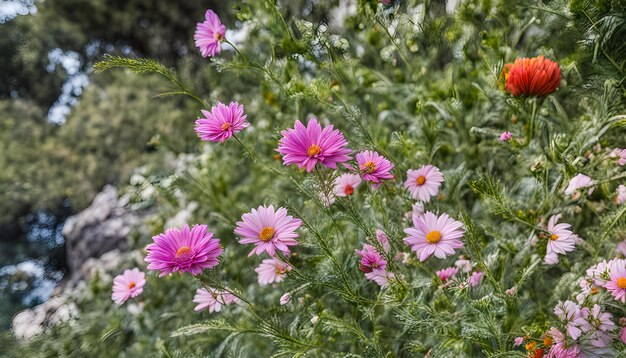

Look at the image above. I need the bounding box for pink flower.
[255,258,292,285]
[333,173,361,197]
[355,150,394,188]
[375,229,390,253]
[403,211,465,262]
[544,214,576,263]
[195,101,250,143]
[505,286,517,296]
[365,268,395,288]
[280,292,291,305]
[587,259,610,286]
[356,244,387,272]
[582,304,616,332]
[620,327,626,344]
[604,259,626,303]
[469,271,485,287]
[564,173,594,196]
[235,205,302,257]
[276,119,351,172]
[616,185,626,205]
[546,327,581,358]
[499,131,513,141]
[145,224,223,277]
[193,287,239,312]
[611,148,626,166]
[436,267,458,282]
[404,165,444,202]
[554,300,587,340]
[194,10,226,57]
[454,256,472,273]
[111,268,146,305]
[514,337,524,346]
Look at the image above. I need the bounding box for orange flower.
[499,56,561,97]
[528,348,545,358]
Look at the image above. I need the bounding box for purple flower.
[195,101,250,143]
[355,244,387,273]
[498,131,513,141]
[403,211,465,262]
[194,10,226,57]
[145,225,223,277]
[111,268,146,305]
[355,150,394,188]
[277,119,351,172]
[234,205,302,257]
[404,165,444,202]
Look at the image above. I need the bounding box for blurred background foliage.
[1,0,625,356]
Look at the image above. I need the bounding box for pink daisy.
[469,271,485,287]
[333,173,362,197]
[499,131,513,141]
[111,268,146,305]
[581,304,616,332]
[255,258,292,285]
[545,214,576,262]
[404,165,444,202]
[546,327,581,358]
[194,10,226,57]
[195,101,250,143]
[455,256,472,273]
[193,287,239,313]
[616,185,626,205]
[234,205,303,257]
[375,229,390,253]
[620,327,626,344]
[355,244,387,272]
[145,224,223,277]
[605,259,626,302]
[554,300,587,340]
[436,267,459,282]
[611,148,626,166]
[355,150,394,188]
[365,268,394,288]
[403,211,465,262]
[276,119,351,172]
[564,173,594,196]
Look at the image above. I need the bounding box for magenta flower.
[564,173,594,196]
[514,337,524,346]
[498,131,513,141]
[355,244,387,273]
[544,214,576,265]
[333,173,361,197]
[194,9,226,57]
[616,185,626,205]
[145,224,223,277]
[375,229,390,253]
[195,101,250,143]
[356,150,394,188]
[255,258,292,285]
[547,327,581,358]
[111,268,146,305]
[469,271,485,287]
[605,259,626,302]
[279,292,291,305]
[277,119,351,172]
[404,165,444,202]
[234,205,303,257]
[403,211,465,262]
[193,287,239,313]
[436,267,458,282]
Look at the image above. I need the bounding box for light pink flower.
[616,185,626,205]
[145,224,223,277]
[404,165,444,202]
[514,337,524,346]
[544,251,560,265]
[505,286,517,296]
[280,292,291,305]
[436,267,458,282]
[375,229,390,253]
[620,327,626,344]
[454,256,472,273]
[582,304,616,332]
[469,271,485,287]
[195,101,249,143]
[234,205,302,257]
[194,10,226,57]
[554,300,587,340]
[403,211,465,262]
[333,173,362,197]
[544,214,576,263]
[364,268,395,288]
[546,327,582,358]
[193,287,239,312]
[611,148,626,166]
[356,244,387,272]
[111,268,146,305]
[411,202,425,221]
[277,119,351,172]
[356,150,394,188]
[604,259,626,303]
[498,131,513,141]
[587,259,610,286]
[255,258,292,285]
[564,173,594,196]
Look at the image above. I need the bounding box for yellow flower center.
[363,161,376,173]
[175,246,192,261]
[307,144,321,157]
[274,267,285,275]
[543,336,553,347]
[128,281,136,289]
[221,122,231,131]
[416,175,426,185]
[259,227,275,242]
[617,277,626,289]
[214,32,224,41]
[550,234,558,241]
[425,230,442,244]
